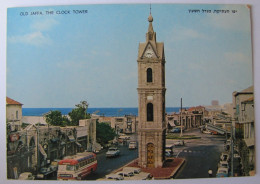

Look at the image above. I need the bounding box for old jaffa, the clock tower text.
[137,10,166,168]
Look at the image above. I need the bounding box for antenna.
[150,3,152,14]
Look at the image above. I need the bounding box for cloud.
[31,18,58,31]
[169,26,210,41]
[8,18,58,46]
[206,5,251,32]
[8,31,52,46]
[224,52,251,64]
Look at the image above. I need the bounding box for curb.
[171,158,185,178]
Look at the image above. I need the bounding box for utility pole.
[180,98,183,137]
[231,121,234,177]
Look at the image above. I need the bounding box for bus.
[57,152,97,180]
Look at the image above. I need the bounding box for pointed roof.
[138,10,164,60]
[6,97,23,105]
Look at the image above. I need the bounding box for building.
[232,86,255,176]
[6,97,23,131]
[137,11,166,168]
[167,106,206,130]
[97,115,137,134]
[6,97,98,179]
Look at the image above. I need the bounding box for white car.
[116,170,134,177]
[172,140,185,146]
[218,161,229,170]
[105,174,124,180]
[18,172,35,180]
[203,130,212,134]
[127,172,153,180]
[220,152,230,161]
[123,167,141,174]
[106,147,120,157]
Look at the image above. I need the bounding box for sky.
[6,4,253,108]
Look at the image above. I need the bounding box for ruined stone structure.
[137,11,166,168]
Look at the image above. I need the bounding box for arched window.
[147,68,152,83]
[147,103,154,121]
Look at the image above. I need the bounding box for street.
[86,143,138,180]
[47,129,225,180]
[172,128,226,179]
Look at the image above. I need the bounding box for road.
[172,128,226,179]
[86,133,138,180]
[86,143,138,180]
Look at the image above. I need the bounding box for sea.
[22,107,186,117]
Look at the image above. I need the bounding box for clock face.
[144,49,154,58]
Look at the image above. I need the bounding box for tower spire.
[147,4,155,42]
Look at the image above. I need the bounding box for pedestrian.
[208,168,213,177]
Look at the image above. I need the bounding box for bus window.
[66,165,75,171]
[75,164,79,171]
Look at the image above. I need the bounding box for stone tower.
[137,11,166,168]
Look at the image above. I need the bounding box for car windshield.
[109,148,116,151]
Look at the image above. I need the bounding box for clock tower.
[137,11,166,168]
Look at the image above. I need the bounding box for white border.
[0,1,259,184]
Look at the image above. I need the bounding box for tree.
[44,110,67,127]
[96,121,116,146]
[68,101,91,126]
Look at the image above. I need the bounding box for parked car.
[105,173,124,180]
[123,167,141,174]
[220,152,230,161]
[128,141,137,149]
[37,166,55,179]
[106,147,120,157]
[169,128,181,133]
[116,170,134,177]
[202,130,212,134]
[172,140,185,146]
[119,135,130,140]
[216,167,229,178]
[128,172,153,180]
[218,160,230,170]
[18,172,35,180]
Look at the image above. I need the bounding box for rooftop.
[6,97,23,105]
